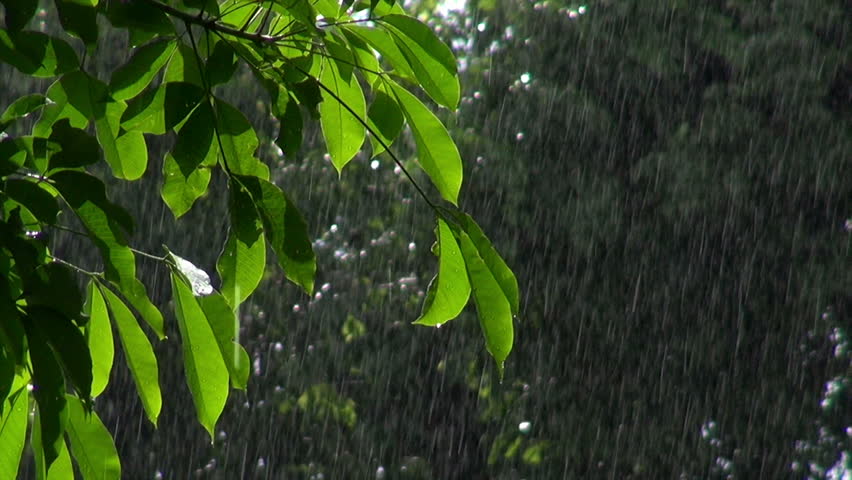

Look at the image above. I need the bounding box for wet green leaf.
[100,285,161,425]
[46,118,99,170]
[0,93,48,131]
[319,50,366,172]
[388,79,462,205]
[218,180,266,308]
[344,25,416,79]
[0,0,38,31]
[102,1,173,46]
[110,38,177,101]
[54,0,98,47]
[121,82,205,135]
[458,231,513,378]
[0,29,78,77]
[170,270,229,440]
[414,218,470,326]
[3,178,59,225]
[367,84,404,157]
[214,97,269,178]
[23,318,68,470]
[236,175,316,294]
[163,41,204,86]
[273,91,303,158]
[161,100,217,218]
[161,153,212,219]
[28,307,92,402]
[65,395,120,480]
[197,293,250,390]
[165,248,214,297]
[206,40,237,86]
[85,281,113,398]
[0,346,12,408]
[31,404,73,480]
[381,14,459,108]
[23,263,83,321]
[0,386,27,479]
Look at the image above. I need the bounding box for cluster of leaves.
[0,0,518,477]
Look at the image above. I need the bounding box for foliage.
[0,0,519,477]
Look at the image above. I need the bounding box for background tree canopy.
[2,0,851,478]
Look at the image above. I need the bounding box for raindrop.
[307,344,315,353]
[435,323,442,329]
[408,242,416,251]
[578,5,587,14]
[568,9,578,18]
[274,342,283,352]
[293,304,301,313]
[321,282,332,292]
[473,91,482,99]
[370,159,380,170]
[154,471,164,480]
[376,466,386,479]
[520,72,531,84]
[519,421,532,434]
[256,458,266,469]
[476,21,487,32]
[322,153,331,162]
[516,132,525,141]
[330,224,339,233]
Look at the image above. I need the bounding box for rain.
[3,0,850,478]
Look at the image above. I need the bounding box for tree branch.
[141,0,287,44]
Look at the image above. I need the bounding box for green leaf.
[0,29,78,77]
[161,153,212,219]
[163,41,204,86]
[121,82,204,135]
[414,218,470,326]
[23,318,68,470]
[85,281,114,398]
[344,25,416,79]
[380,14,460,108]
[0,93,48,131]
[319,50,366,172]
[54,0,98,47]
[169,270,229,440]
[46,118,100,170]
[0,346,12,407]
[206,40,238,86]
[102,1,173,47]
[274,91,303,158]
[31,405,73,480]
[236,175,315,294]
[388,79,462,205]
[0,277,25,366]
[3,178,59,224]
[0,386,27,479]
[457,231,513,378]
[217,179,266,308]
[28,307,92,402]
[165,249,214,297]
[50,170,166,338]
[367,84,404,157]
[213,97,269,178]
[0,136,52,174]
[0,0,38,31]
[341,28,381,86]
[23,263,83,321]
[197,293,250,389]
[65,395,121,480]
[110,37,177,101]
[100,285,161,425]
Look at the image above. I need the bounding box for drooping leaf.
[380,14,460,108]
[3,178,59,225]
[0,0,38,31]
[165,248,214,297]
[99,285,162,425]
[366,84,404,157]
[110,37,177,101]
[217,179,266,308]
[54,0,98,47]
[0,29,78,77]
[27,307,92,402]
[23,318,68,470]
[46,118,100,170]
[236,175,315,294]
[50,170,165,338]
[213,97,269,178]
[457,231,513,379]
[0,386,27,479]
[414,218,470,326]
[388,79,462,205]
[121,82,205,135]
[85,281,114,398]
[197,293,250,389]
[161,100,217,218]
[319,48,366,172]
[0,93,48,131]
[31,405,73,480]
[169,270,229,440]
[65,395,121,480]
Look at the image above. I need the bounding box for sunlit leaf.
[54,0,98,47]
[110,37,177,101]
[380,14,460,108]
[31,406,73,480]
[121,82,205,135]
[0,387,27,479]
[3,178,59,225]
[161,100,217,218]
[165,248,214,297]
[65,395,120,480]
[236,175,315,294]
[197,293,250,389]
[271,89,302,158]
[85,281,114,398]
[319,47,366,172]
[457,231,513,378]
[169,270,229,440]
[388,79,462,205]
[0,29,78,77]
[414,218,470,326]
[213,97,270,178]
[344,25,416,80]
[100,285,162,425]
[217,180,266,308]
[161,153,212,219]
[0,93,48,131]
[163,41,204,86]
